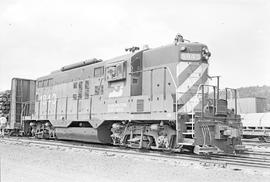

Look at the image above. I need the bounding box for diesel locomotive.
[7,35,245,154]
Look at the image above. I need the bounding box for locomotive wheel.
[258,136,266,142]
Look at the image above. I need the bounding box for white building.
[228,97,267,114]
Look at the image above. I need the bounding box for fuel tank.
[55,127,100,143]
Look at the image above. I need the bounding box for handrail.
[225,88,238,118]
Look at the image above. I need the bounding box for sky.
[0,0,269,91]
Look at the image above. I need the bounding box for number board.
[181,53,201,61]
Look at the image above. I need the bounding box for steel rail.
[1,137,270,170]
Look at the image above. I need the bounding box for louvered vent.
[136,99,144,112]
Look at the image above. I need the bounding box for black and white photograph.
[0,0,270,181]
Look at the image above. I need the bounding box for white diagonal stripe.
[179,91,200,113]
[179,78,209,113]
[176,61,189,77]
[176,63,208,95]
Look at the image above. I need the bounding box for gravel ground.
[0,141,270,182]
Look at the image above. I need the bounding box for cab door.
[130,51,143,96]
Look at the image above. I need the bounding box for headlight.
[202,47,211,60]
[180,46,186,52]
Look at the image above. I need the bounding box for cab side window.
[106,61,126,81]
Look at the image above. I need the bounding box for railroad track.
[242,139,270,147]
[1,137,270,171]
[244,142,270,148]
[242,139,270,143]
[243,150,270,160]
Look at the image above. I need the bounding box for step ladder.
[176,112,198,146]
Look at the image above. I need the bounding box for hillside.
[208,85,270,111]
[237,86,270,100]
[219,85,270,99]
[237,85,270,99]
